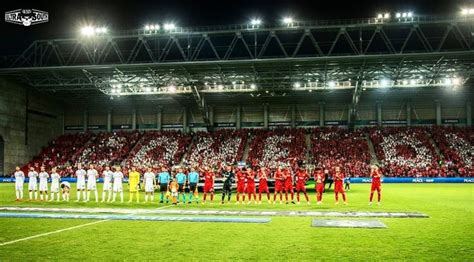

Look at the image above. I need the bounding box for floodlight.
[328,81,336,87]
[444,78,452,85]
[407,12,413,18]
[250,83,257,89]
[145,25,150,30]
[410,79,417,85]
[380,79,390,87]
[145,87,151,92]
[80,26,95,36]
[396,13,401,18]
[452,77,461,86]
[402,12,407,18]
[218,84,224,90]
[168,85,177,92]
[251,19,262,26]
[402,79,408,85]
[377,13,383,19]
[293,82,301,88]
[461,9,469,15]
[164,23,176,30]
[283,17,293,24]
[384,13,390,19]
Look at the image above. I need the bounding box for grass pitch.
[0,183,472,261]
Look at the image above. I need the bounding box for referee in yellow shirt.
[128,166,141,203]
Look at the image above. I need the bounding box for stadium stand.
[369,127,440,177]
[310,127,371,177]
[185,129,247,170]
[247,128,306,170]
[127,131,191,168]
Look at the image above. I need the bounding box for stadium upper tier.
[18,126,473,177]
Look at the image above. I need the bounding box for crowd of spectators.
[127,131,191,168]
[247,128,306,170]
[370,127,440,177]
[185,129,247,170]
[311,127,371,177]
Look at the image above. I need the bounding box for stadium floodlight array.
[283,17,294,26]
[143,23,177,34]
[202,82,257,93]
[293,80,355,91]
[108,83,192,96]
[80,26,108,36]
[460,8,474,15]
[361,77,463,89]
[376,11,414,23]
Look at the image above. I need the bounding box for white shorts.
[77,180,86,190]
[113,183,122,192]
[145,183,154,193]
[28,182,37,191]
[15,183,24,191]
[51,183,59,193]
[87,181,97,190]
[39,182,48,192]
[103,181,112,191]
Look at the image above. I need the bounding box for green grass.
[0,183,472,261]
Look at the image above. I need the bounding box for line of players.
[12,163,383,205]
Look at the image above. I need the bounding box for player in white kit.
[102,166,114,202]
[49,167,61,201]
[28,167,38,200]
[144,167,157,202]
[38,166,49,201]
[60,181,71,201]
[112,166,124,203]
[75,163,87,202]
[14,166,25,201]
[86,164,99,202]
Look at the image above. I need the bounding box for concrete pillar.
[208,106,214,127]
[435,100,441,126]
[83,110,88,132]
[236,105,241,129]
[107,109,112,132]
[291,105,296,128]
[406,102,412,126]
[376,102,382,127]
[182,107,188,133]
[132,109,137,130]
[319,103,325,127]
[157,107,162,130]
[466,101,472,126]
[263,104,269,129]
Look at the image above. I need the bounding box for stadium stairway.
[305,133,312,163]
[427,133,443,160]
[365,134,380,165]
[180,133,197,165]
[241,133,252,163]
[121,133,147,166]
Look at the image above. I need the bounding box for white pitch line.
[0,220,108,247]
[0,204,174,247]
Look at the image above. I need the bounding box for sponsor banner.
[214,122,236,127]
[269,121,291,127]
[312,219,387,228]
[325,120,348,126]
[162,124,183,128]
[112,124,132,130]
[64,125,83,130]
[350,177,473,183]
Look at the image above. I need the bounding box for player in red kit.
[334,166,347,205]
[246,167,257,204]
[295,166,310,204]
[273,166,285,204]
[258,167,270,204]
[369,164,382,205]
[313,167,325,204]
[283,166,295,204]
[202,167,215,204]
[235,168,247,204]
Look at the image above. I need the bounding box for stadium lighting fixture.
[328,81,336,87]
[461,8,474,15]
[250,83,257,89]
[410,79,417,85]
[80,26,107,36]
[444,78,452,85]
[407,12,413,18]
[145,87,151,92]
[283,17,294,25]
[164,23,176,31]
[380,79,390,87]
[250,18,262,26]
[452,77,461,86]
[402,12,407,18]
[402,79,408,85]
[145,25,150,30]
[168,85,177,93]
[293,82,301,88]
[396,13,401,18]
[384,13,390,19]
[377,13,383,19]
[218,84,224,90]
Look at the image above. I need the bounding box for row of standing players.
[11,163,383,205]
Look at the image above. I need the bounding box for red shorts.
[284,182,293,192]
[316,183,324,193]
[371,183,381,192]
[259,182,269,193]
[334,181,344,193]
[274,181,283,192]
[237,183,246,193]
[204,183,214,193]
[246,183,255,193]
[295,182,306,192]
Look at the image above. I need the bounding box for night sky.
[0,0,469,55]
